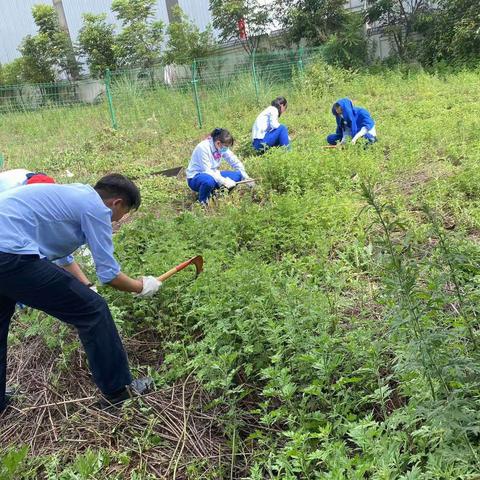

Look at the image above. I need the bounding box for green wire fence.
[0,46,325,130]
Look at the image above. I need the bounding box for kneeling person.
[186,128,252,204]
[327,98,377,146]
[252,97,290,152]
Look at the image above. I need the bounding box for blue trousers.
[0,253,132,411]
[327,133,377,145]
[187,170,243,204]
[253,124,290,152]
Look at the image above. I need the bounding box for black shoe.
[5,386,15,402]
[97,377,153,410]
[1,387,16,413]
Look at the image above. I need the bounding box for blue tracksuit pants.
[327,132,377,145]
[253,124,290,152]
[187,170,243,204]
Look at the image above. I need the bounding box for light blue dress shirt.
[0,183,120,284]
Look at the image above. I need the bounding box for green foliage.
[19,34,56,84]
[112,0,164,68]
[209,0,272,55]
[163,7,216,66]
[0,58,27,85]
[322,13,370,68]
[414,0,480,67]
[275,0,349,46]
[294,59,349,97]
[19,4,79,83]
[366,0,431,60]
[78,13,118,77]
[3,64,480,477]
[0,446,29,480]
[62,449,110,479]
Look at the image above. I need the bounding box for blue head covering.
[332,98,375,138]
[332,98,358,137]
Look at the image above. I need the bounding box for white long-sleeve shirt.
[252,106,280,140]
[0,169,31,193]
[186,138,248,185]
[341,125,377,144]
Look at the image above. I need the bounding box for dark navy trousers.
[0,252,132,411]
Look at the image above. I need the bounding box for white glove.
[136,276,162,297]
[222,177,236,189]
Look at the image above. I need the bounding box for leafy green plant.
[0,446,29,480]
[163,7,216,66]
[112,0,164,68]
[78,13,118,77]
[2,64,480,479]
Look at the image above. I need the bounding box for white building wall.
[344,0,365,10]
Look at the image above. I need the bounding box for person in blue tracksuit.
[186,128,252,204]
[327,98,377,146]
[252,97,290,152]
[0,174,161,412]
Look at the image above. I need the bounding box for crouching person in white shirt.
[186,128,252,204]
[252,97,290,153]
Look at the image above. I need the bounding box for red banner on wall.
[237,18,247,40]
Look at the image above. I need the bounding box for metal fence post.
[105,68,118,130]
[297,47,305,74]
[191,60,203,129]
[251,49,260,105]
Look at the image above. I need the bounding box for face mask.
[219,146,228,154]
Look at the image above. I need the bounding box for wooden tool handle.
[235,178,257,185]
[158,258,192,282]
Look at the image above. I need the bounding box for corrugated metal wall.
[62,0,170,40]
[0,0,211,65]
[0,0,39,63]
[178,0,211,32]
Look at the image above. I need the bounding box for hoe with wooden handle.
[157,255,204,282]
[234,178,257,186]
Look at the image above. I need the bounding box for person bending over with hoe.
[327,98,377,147]
[0,168,56,192]
[186,128,252,205]
[0,174,162,413]
[252,96,290,152]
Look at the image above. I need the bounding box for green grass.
[2,63,480,478]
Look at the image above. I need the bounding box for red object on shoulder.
[26,173,56,185]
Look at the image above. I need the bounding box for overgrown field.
[2,65,480,479]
